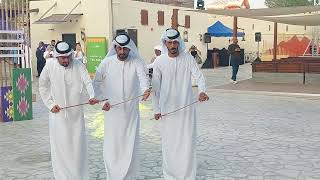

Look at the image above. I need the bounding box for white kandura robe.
[93,55,149,180]
[152,52,206,180]
[39,59,95,180]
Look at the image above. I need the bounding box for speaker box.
[197,0,205,10]
[204,33,211,43]
[255,32,261,42]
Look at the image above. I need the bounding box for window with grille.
[185,15,190,28]
[141,10,148,25]
[158,11,164,26]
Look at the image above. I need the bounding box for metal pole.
[312,0,319,56]
[63,1,81,21]
[1,1,4,30]
[273,22,278,61]
[257,41,260,60]
[13,0,16,31]
[26,0,30,46]
[9,0,11,30]
[0,1,4,86]
[17,0,20,30]
[37,2,57,21]
[9,0,13,79]
[13,0,18,68]
[4,0,9,86]
[5,0,8,33]
[21,0,24,68]
[206,42,208,63]
[233,16,238,39]
[22,0,24,29]
[27,0,31,68]
[17,0,21,68]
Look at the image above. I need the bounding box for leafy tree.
[265,0,313,8]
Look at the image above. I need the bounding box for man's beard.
[59,60,71,67]
[61,63,69,67]
[169,47,178,55]
[118,54,129,61]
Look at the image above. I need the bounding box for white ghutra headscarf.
[107,34,142,61]
[160,28,186,55]
[53,41,74,58]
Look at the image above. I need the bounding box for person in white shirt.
[93,34,150,180]
[73,42,86,65]
[39,41,99,180]
[43,45,54,61]
[152,28,209,180]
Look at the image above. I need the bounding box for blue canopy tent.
[202,21,245,68]
[207,21,245,37]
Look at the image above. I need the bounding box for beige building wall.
[83,0,112,39]
[113,0,219,62]
[113,0,313,63]
[30,0,112,75]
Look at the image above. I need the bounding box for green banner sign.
[86,37,108,74]
[12,68,33,121]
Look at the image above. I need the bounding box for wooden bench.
[252,57,320,84]
[253,58,320,73]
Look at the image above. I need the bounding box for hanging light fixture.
[242,35,246,41]
[242,30,246,41]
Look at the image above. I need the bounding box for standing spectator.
[43,45,54,61]
[51,40,56,47]
[73,42,86,65]
[36,41,46,77]
[228,38,241,84]
[189,45,202,65]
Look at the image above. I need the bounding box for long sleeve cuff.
[46,101,55,111]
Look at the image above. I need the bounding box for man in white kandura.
[39,41,99,180]
[152,28,209,179]
[93,34,150,180]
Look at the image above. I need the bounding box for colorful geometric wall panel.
[12,68,33,121]
[0,86,13,122]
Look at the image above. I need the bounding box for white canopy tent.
[185,5,320,59]
[188,5,320,22]
[186,6,320,26]
[250,14,320,27]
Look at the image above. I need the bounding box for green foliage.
[265,0,313,8]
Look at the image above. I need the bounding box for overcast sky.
[203,0,268,9]
[250,0,267,8]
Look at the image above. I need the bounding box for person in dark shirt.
[189,45,203,86]
[189,45,202,65]
[228,38,241,84]
[36,41,46,77]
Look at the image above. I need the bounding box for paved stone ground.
[214,79,320,95]
[1,64,320,180]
